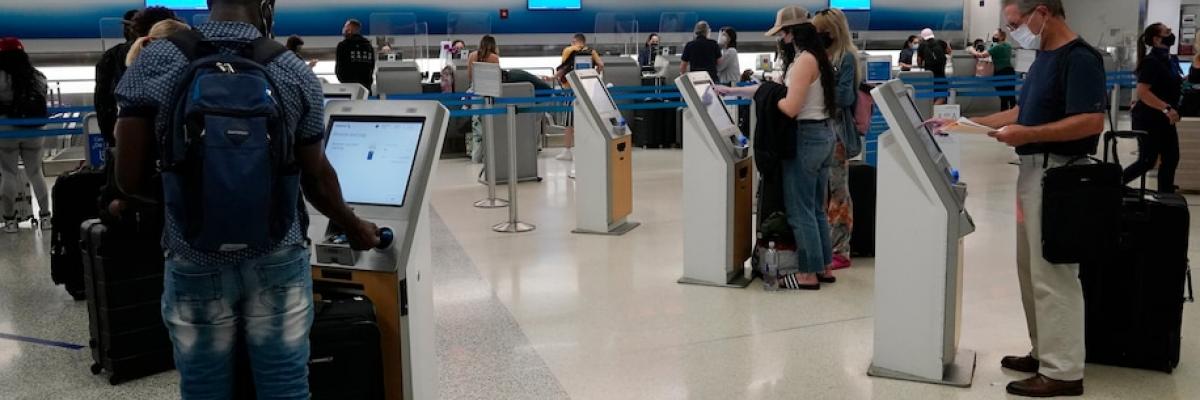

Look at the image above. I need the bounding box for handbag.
[1041,155,1123,264]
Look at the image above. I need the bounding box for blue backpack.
[161,30,300,253]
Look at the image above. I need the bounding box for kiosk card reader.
[311,101,448,400]
[567,69,639,235]
[868,79,976,387]
[674,72,754,288]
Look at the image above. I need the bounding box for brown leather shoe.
[1006,374,1084,397]
[1001,354,1040,373]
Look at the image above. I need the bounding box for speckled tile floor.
[3,124,1200,400]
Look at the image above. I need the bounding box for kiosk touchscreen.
[675,72,754,288]
[567,69,639,235]
[868,80,976,387]
[312,101,448,400]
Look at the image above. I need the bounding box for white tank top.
[783,52,828,121]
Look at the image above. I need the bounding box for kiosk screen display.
[325,118,425,207]
[146,0,207,10]
[694,82,736,132]
[580,76,617,115]
[894,88,954,182]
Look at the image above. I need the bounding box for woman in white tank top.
[765,8,841,289]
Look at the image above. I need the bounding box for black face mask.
[778,38,797,63]
[818,31,833,49]
[992,37,1001,43]
[1163,34,1177,47]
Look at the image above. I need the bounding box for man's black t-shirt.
[682,37,721,82]
[918,39,948,77]
[1133,48,1183,118]
[1016,39,1108,156]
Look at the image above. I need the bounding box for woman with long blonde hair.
[125,19,189,67]
[812,8,860,270]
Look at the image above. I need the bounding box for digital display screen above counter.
[528,0,582,10]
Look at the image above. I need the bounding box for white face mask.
[1010,12,1047,50]
[718,34,728,46]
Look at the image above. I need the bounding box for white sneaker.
[555,148,574,161]
[39,216,51,231]
[3,220,17,234]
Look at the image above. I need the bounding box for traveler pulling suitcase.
[49,167,106,300]
[848,161,876,257]
[1081,131,1194,373]
[81,215,174,384]
[233,295,385,400]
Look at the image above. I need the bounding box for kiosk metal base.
[868,349,976,388]
[572,221,641,236]
[474,198,510,208]
[677,275,753,288]
[493,221,536,233]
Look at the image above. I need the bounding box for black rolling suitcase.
[81,214,174,384]
[49,167,107,300]
[633,103,673,148]
[1081,131,1194,373]
[848,161,877,257]
[233,295,384,400]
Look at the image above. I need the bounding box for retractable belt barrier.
[899,71,1135,100]
[0,108,92,139]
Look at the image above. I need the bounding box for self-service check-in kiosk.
[868,80,976,387]
[376,61,424,96]
[674,72,754,288]
[567,69,639,235]
[311,101,448,400]
[322,82,370,105]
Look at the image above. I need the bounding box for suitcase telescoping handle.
[1102,130,1150,192]
[1187,264,1195,303]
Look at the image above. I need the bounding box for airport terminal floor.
[2,133,1198,399]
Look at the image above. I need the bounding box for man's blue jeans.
[781,121,835,274]
[162,245,314,400]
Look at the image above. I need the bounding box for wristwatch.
[1164,106,1175,114]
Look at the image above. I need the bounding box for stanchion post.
[493,104,535,233]
[474,96,509,208]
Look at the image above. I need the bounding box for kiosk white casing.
[674,72,754,288]
[869,80,976,387]
[313,101,447,400]
[321,82,369,102]
[567,69,639,235]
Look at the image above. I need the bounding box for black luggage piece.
[233,295,384,400]
[1081,131,1194,373]
[49,167,107,300]
[848,161,877,257]
[81,216,174,385]
[632,101,674,148]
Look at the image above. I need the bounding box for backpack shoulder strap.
[165,29,213,62]
[246,37,290,66]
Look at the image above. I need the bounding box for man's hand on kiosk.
[990,124,1034,147]
[924,117,956,134]
[345,218,382,251]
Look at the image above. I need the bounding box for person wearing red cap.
[0,37,52,233]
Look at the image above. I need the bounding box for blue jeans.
[162,245,314,400]
[781,121,835,274]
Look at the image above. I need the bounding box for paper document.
[941,117,997,135]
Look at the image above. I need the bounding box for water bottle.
[763,241,779,290]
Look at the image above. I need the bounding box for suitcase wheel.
[70,291,86,301]
[90,363,102,375]
[108,375,122,385]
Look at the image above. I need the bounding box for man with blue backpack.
[112,1,381,398]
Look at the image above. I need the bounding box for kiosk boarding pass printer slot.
[566,69,640,235]
[868,79,976,387]
[311,101,448,400]
[674,72,754,288]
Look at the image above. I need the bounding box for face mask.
[718,34,728,46]
[1163,34,1177,47]
[1010,11,1046,50]
[911,43,920,49]
[819,32,833,49]
[992,37,1001,43]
